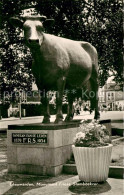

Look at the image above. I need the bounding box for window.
[108,93,110,100]
[111,93,114,100]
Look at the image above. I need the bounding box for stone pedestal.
[99,119,111,136]
[7,121,81,176]
[7,119,111,176]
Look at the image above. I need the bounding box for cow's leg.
[41,92,50,123]
[55,77,66,123]
[94,100,100,119]
[90,79,100,120]
[65,93,74,122]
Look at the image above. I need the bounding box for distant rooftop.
[106,76,115,84]
[105,82,121,91]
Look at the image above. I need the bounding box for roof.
[105,83,121,91]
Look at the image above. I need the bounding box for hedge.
[0,102,10,118]
[21,103,68,117]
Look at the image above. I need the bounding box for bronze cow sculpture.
[10,16,100,123]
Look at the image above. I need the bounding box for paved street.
[0,111,123,130]
[74,110,123,121]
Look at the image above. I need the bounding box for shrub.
[0,102,10,118]
[73,120,111,147]
[21,103,68,117]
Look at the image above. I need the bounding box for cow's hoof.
[64,116,73,122]
[42,118,50,124]
[54,118,63,124]
[94,114,100,120]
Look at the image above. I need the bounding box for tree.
[0,0,123,103]
[35,0,123,89]
[0,0,36,102]
[82,0,123,89]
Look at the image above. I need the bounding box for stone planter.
[72,144,113,182]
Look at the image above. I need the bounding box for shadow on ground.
[69,180,111,194]
[1,173,75,195]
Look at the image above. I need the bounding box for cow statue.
[10,16,100,123]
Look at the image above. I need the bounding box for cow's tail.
[80,42,99,116]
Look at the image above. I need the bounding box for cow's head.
[9,16,54,48]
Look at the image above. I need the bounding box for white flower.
[101,125,106,130]
[76,132,85,139]
[81,133,85,139]
[88,123,95,127]
[76,132,82,137]
[73,137,77,143]
[96,124,101,128]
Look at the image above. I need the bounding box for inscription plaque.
[12,133,48,144]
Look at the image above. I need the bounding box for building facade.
[99,83,124,111]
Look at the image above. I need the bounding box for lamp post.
[19,89,22,119]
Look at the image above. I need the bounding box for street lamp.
[18,89,22,119]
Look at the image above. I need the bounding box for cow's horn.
[40,15,47,21]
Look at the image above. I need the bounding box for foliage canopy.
[0,0,123,102]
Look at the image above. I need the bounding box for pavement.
[23,176,123,195]
[0,181,13,195]
[0,111,123,131]
[0,111,123,195]
[0,175,123,195]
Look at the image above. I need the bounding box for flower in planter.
[73,120,111,147]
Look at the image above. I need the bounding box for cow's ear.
[43,19,55,29]
[9,17,23,28]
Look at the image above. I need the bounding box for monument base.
[7,121,81,176]
[7,119,111,176]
